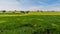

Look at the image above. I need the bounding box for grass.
[0,11,59,34]
[0,11,60,15]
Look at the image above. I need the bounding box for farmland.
[0,11,60,34]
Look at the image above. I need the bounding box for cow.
[20,11,30,14]
[2,10,6,13]
[25,11,29,13]
[20,11,25,14]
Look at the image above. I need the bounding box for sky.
[0,0,60,11]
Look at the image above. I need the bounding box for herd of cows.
[1,10,43,14]
[2,10,30,14]
[1,10,56,14]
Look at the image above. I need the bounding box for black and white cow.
[20,11,25,14]
[2,10,6,13]
[20,11,29,14]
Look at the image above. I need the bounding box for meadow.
[0,11,60,34]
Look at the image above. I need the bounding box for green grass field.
[0,12,60,34]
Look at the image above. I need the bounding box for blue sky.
[0,0,60,11]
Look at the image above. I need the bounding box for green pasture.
[0,12,59,34]
[0,11,60,15]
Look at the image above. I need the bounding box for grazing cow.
[25,11,29,13]
[20,11,25,14]
[2,10,6,13]
[20,11,29,14]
